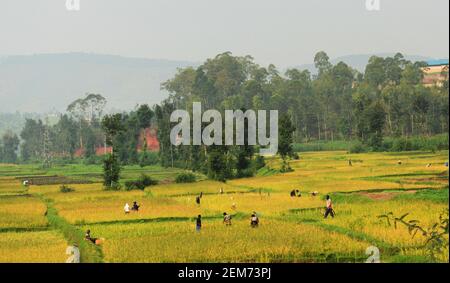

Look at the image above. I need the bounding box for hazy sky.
[0,0,448,68]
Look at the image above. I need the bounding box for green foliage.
[278,114,296,160]
[378,210,449,262]
[139,174,158,187]
[124,180,145,191]
[393,188,449,203]
[175,172,197,183]
[292,140,358,152]
[139,150,159,167]
[254,155,266,170]
[349,141,369,153]
[206,146,232,182]
[59,185,75,193]
[0,131,20,163]
[43,198,103,263]
[103,153,121,189]
[384,134,449,152]
[124,174,158,191]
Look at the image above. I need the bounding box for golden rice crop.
[0,230,67,263]
[86,219,369,263]
[0,195,48,228]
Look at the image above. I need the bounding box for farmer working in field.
[196,215,202,232]
[223,212,232,226]
[324,195,335,219]
[124,203,130,214]
[85,230,97,244]
[250,212,259,228]
[132,201,140,211]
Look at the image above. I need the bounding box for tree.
[278,114,296,171]
[67,93,106,150]
[314,51,332,78]
[101,114,124,188]
[359,101,386,149]
[136,104,154,129]
[52,115,77,159]
[20,119,45,161]
[0,131,20,163]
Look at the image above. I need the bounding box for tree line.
[1,51,448,183]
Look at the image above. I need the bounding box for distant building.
[422,59,449,87]
[74,126,160,157]
[137,126,160,152]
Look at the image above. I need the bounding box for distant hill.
[0,53,197,113]
[294,53,434,74]
[0,52,443,115]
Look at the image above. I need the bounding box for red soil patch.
[359,190,417,201]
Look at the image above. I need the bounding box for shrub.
[124,174,158,191]
[254,155,266,170]
[139,151,159,167]
[139,174,158,186]
[59,185,75,193]
[124,180,145,191]
[349,142,368,153]
[175,172,196,183]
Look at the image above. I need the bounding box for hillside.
[0,53,197,113]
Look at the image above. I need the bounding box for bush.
[124,180,145,191]
[382,134,449,152]
[139,174,158,186]
[84,155,102,165]
[292,140,358,152]
[139,151,159,167]
[59,185,75,193]
[175,172,197,183]
[254,155,266,170]
[124,174,158,191]
[349,142,369,153]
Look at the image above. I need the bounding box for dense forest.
[0,51,448,181]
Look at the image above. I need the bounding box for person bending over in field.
[223,212,232,226]
[348,159,352,166]
[196,196,201,205]
[290,190,296,197]
[85,230,97,244]
[324,195,335,219]
[196,215,202,232]
[132,201,140,211]
[250,213,259,228]
[124,203,130,214]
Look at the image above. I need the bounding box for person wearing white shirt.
[124,203,130,214]
[324,195,334,218]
